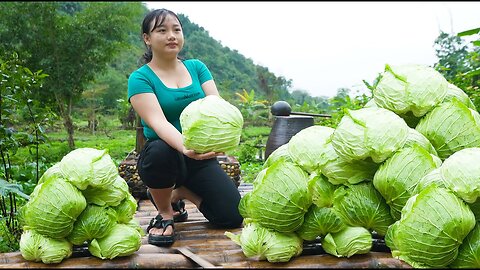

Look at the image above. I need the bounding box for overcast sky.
[144,1,480,98]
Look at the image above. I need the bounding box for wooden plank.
[0,253,196,269]
[218,252,412,268]
[0,183,411,269]
[176,247,217,268]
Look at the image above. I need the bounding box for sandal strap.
[147,214,175,234]
[172,200,186,212]
[146,214,163,233]
[161,219,175,231]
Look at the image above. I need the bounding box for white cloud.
[144,1,480,97]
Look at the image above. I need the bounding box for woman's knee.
[137,139,183,189]
[200,199,244,228]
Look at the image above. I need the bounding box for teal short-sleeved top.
[127,59,213,140]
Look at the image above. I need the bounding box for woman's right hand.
[182,147,222,160]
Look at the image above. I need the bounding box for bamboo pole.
[0,253,195,269]
[219,252,411,269]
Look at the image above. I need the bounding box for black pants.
[137,139,243,228]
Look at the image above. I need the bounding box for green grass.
[12,129,136,167]
[241,125,271,139]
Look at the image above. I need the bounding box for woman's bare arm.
[130,93,218,160]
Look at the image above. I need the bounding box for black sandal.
[171,200,188,222]
[147,214,175,246]
[147,189,189,222]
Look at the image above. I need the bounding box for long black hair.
[141,8,183,64]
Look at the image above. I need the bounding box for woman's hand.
[183,147,225,160]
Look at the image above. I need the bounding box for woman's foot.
[147,214,175,246]
[147,189,188,222]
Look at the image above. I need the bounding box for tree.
[433,31,480,109]
[0,2,146,149]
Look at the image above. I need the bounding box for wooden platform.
[0,183,412,269]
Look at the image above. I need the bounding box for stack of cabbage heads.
[359,63,480,268]
[228,63,480,266]
[19,148,142,264]
[180,95,243,153]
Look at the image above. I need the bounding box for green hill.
[177,13,292,102]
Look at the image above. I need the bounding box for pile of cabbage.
[226,63,480,268]
[180,95,244,153]
[18,148,143,264]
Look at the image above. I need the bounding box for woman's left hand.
[183,149,224,160]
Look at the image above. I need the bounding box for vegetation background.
[0,2,478,252]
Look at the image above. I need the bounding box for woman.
[127,8,243,247]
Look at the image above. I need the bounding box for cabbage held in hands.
[180,95,243,153]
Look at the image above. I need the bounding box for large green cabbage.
[82,175,130,207]
[450,223,480,268]
[444,83,476,110]
[262,144,292,169]
[22,177,86,239]
[88,223,142,260]
[67,204,117,245]
[439,147,480,204]
[416,98,480,160]
[296,205,346,241]
[386,185,475,268]
[321,226,372,258]
[59,148,118,190]
[321,143,379,186]
[113,193,138,223]
[19,229,72,264]
[331,107,409,163]
[224,219,303,263]
[373,63,448,117]
[307,172,337,208]
[247,160,311,232]
[287,125,335,173]
[180,95,243,153]
[332,182,394,236]
[413,168,445,194]
[373,144,441,220]
[37,163,62,184]
[404,128,438,156]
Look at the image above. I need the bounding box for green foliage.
[232,127,268,184]
[458,27,480,47]
[433,31,480,110]
[235,89,270,126]
[0,52,53,252]
[314,88,370,128]
[0,2,148,149]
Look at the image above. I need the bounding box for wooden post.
[135,114,146,154]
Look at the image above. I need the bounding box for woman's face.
[144,14,184,58]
